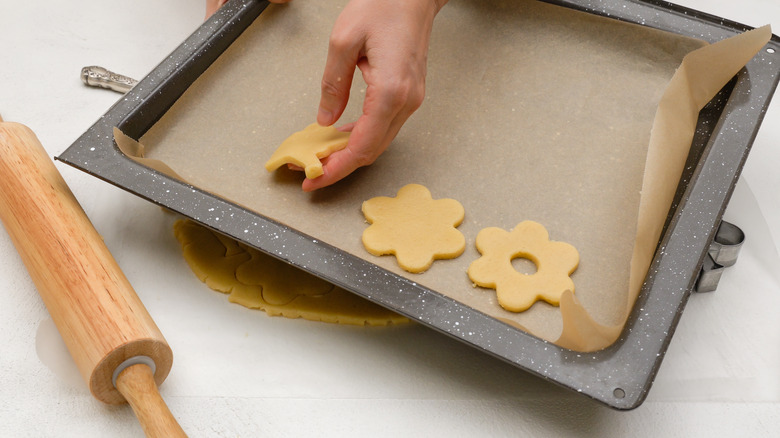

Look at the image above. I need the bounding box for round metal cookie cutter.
[695,220,745,293]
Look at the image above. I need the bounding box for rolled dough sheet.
[134,0,770,350]
[174,219,409,326]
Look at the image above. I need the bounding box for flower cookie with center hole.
[467,221,579,312]
[265,123,350,179]
[362,184,466,273]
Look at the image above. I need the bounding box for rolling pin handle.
[115,364,187,438]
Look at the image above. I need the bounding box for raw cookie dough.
[264,123,350,179]
[174,220,408,326]
[468,221,579,312]
[361,184,466,273]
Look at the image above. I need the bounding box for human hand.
[303,0,447,191]
[205,0,292,19]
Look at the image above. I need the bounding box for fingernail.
[317,108,333,126]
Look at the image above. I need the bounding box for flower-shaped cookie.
[265,123,350,179]
[467,221,579,312]
[362,184,466,273]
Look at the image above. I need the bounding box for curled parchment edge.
[555,25,773,352]
[114,127,186,181]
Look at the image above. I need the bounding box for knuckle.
[354,152,377,168]
[320,77,342,99]
[328,28,353,53]
[407,83,426,111]
[346,146,378,168]
[382,77,425,112]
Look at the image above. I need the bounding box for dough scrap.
[264,123,350,179]
[174,220,408,326]
[467,221,579,312]
[361,184,466,273]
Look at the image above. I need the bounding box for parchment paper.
[130,0,770,351]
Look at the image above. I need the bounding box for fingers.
[302,88,415,192]
[304,55,426,191]
[301,125,389,192]
[317,23,363,127]
[301,146,362,192]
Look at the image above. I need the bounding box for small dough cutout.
[361,183,466,273]
[265,123,350,179]
[468,221,579,312]
[174,220,408,326]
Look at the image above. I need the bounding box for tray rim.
[58,0,780,410]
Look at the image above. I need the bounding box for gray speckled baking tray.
[59,0,780,409]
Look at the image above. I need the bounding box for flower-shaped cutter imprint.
[468,221,579,312]
[174,220,407,325]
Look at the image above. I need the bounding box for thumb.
[301,147,360,191]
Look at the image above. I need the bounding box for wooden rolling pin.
[0,115,186,437]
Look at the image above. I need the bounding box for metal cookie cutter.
[695,220,745,293]
[81,66,138,94]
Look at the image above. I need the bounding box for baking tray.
[59,0,780,409]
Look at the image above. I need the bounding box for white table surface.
[1,1,778,436]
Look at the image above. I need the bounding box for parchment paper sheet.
[131,0,770,351]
